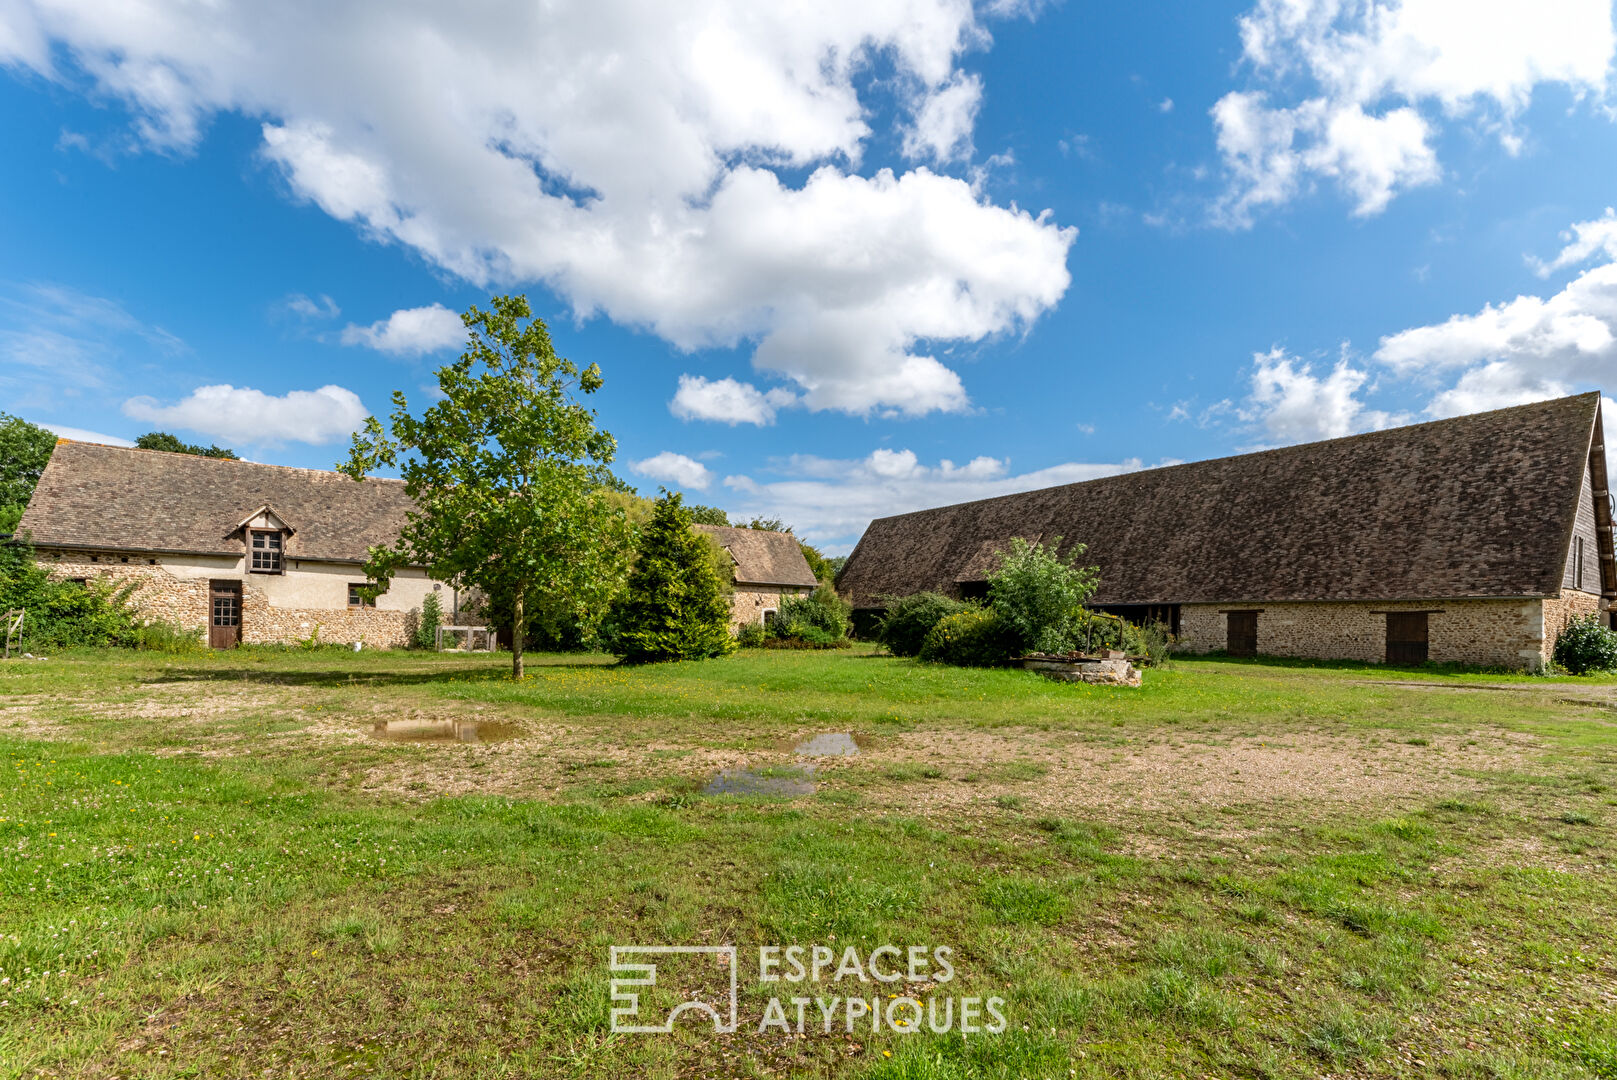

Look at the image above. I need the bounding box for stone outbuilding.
[17,440,461,649]
[693,523,819,628]
[835,393,1616,670]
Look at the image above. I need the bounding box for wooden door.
[1386,612,1428,665]
[209,580,241,649]
[1226,612,1257,657]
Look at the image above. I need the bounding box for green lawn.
[1,647,1614,1078]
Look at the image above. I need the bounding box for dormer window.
[250,530,283,573]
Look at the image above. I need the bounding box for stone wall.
[1543,589,1602,663]
[39,549,411,648]
[729,586,813,630]
[1178,597,1566,669]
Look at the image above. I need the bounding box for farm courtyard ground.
[1,647,1614,1079]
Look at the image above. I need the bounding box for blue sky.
[3,1,1617,552]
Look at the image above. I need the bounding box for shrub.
[612,493,736,663]
[1125,620,1175,667]
[1553,613,1617,675]
[986,536,1099,655]
[877,591,972,657]
[416,591,443,650]
[919,608,1020,667]
[735,622,768,647]
[776,586,850,641]
[0,539,145,649]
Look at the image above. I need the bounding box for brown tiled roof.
[694,524,819,588]
[836,393,1602,607]
[18,440,415,563]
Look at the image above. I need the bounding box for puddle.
[704,766,817,797]
[793,732,864,757]
[369,719,519,744]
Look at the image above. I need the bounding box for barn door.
[1386,612,1428,665]
[1226,612,1258,657]
[209,580,242,649]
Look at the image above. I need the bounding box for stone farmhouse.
[693,523,819,628]
[836,393,1615,669]
[18,440,454,649]
[17,440,821,648]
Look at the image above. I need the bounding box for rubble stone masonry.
[728,586,814,630]
[1179,593,1602,670]
[40,549,413,648]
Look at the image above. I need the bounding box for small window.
[762,609,778,626]
[250,530,283,573]
[66,577,88,587]
[1576,536,1586,590]
[348,583,380,609]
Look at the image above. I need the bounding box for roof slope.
[837,393,1601,607]
[694,524,818,588]
[19,441,415,563]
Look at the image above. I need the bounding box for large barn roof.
[694,524,819,588]
[836,393,1605,607]
[18,440,415,563]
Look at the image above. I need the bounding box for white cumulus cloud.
[122,384,368,445]
[340,304,465,357]
[631,451,713,491]
[41,423,133,447]
[670,375,798,426]
[2,1,1076,416]
[721,449,1151,552]
[1213,0,1615,224]
[1240,347,1408,445]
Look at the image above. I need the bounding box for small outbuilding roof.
[694,524,819,588]
[836,393,1607,607]
[18,440,415,563]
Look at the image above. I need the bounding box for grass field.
[1,646,1614,1079]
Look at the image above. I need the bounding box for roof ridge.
[56,439,406,484]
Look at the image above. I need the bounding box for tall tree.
[134,431,239,459]
[686,503,730,526]
[340,294,631,679]
[0,413,57,531]
[612,492,735,663]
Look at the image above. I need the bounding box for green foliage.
[685,503,731,526]
[775,585,850,641]
[987,536,1100,654]
[125,620,206,653]
[739,516,788,532]
[340,294,633,678]
[877,591,973,657]
[416,592,443,650]
[0,540,143,649]
[919,607,1020,667]
[1126,620,1176,667]
[1553,613,1617,675]
[735,621,768,647]
[0,412,56,520]
[611,493,736,663]
[133,431,239,459]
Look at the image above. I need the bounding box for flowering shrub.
[918,608,1020,667]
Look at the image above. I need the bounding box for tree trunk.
[511,587,525,681]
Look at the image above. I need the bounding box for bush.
[735,622,768,647]
[877,592,973,657]
[764,624,848,649]
[416,591,443,649]
[986,536,1099,655]
[1125,620,1175,667]
[611,493,735,663]
[776,586,850,641]
[919,608,1020,667]
[1553,613,1617,675]
[0,539,146,650]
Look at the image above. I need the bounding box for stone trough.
[1020,651,1143,687]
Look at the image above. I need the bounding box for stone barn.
[17,440,459,649]
[694,523,819,628]
[835,393,1616,669]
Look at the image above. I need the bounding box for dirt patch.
[840,727,1543,818]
